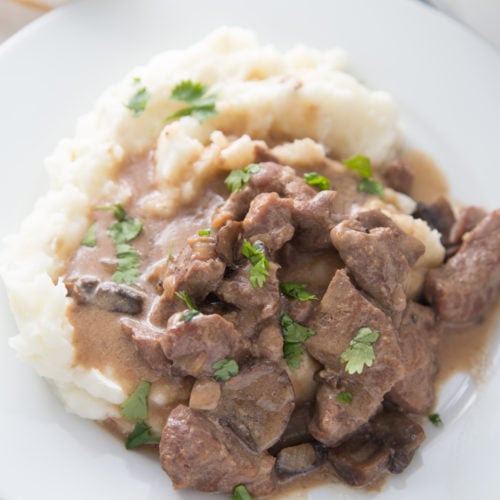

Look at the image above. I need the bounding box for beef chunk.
[217,261,281,327]
[68,276,145,314]
[160,405,276,494]
[292,190,341,250]
[306,270,404,445]
[275,443,324,479]
[243,192,295,251]
[189,379,221,411]
[330,210,425,311]
[424,209,500,323]
[215,361,295,453]
[161,313,248,378]
[414,196,456,245]
[387,302,442,414]
[215,220,243,266]
[448,205,487,245]
[255,322,284,363]
[120,318,167,372]
[329,411,425,486]
[383,159,414,194]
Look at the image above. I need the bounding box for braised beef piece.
[330,210,425,311]
[160,405,276,495]
[255,321,284,363]
[386,302,442,414]
[215,220,243,266]
[448,205,487,245]
[161,312,248,378]
[68,276,145,314]
[382,159,414,194]
[424,209,500,323]
[214,361,295,453]
[120,318,167,372]
[329,411,425,487]
[276,443,325,479]
[243,192,295,251]
[414,197,456,245]
[306,270,404,446]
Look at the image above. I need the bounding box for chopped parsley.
[232,484,253,500]
[125,86,150,116]
[198,228,211,236]
[336,391,353,404]
[280,311,316,369]
[428,413,443,427]
[242,239,269,288]
[342,154,384,199]
[340,327,380,375]
[358,178,385,198]
[280,282,317,301]
[98,204,143,284]
[224,163,261,192]
[120,380,151,422]
[175,291,200,323]
[165,80,218,122]
[125,421,161,450]
[81,223,97,247]
[212,358,239,382]
[304,172,330,191]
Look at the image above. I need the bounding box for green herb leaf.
[198,228,211,236]
[280,282,317,301]
[224,163,261,192]
[98,203,126,221]
[81,223,97,247]
[428,413,443,427]
[212,358,240,382]
[165,80,218,123]
[342,154,373,178]
[112,243,141,284]
[242,239,269,288]
[175,291,197,311]
[232,484,253,500]
[125,421,161,450]
[340,326,380,375]
[280,311,316,370]
[125,87,150,116]
[182,310,200,323]
[358,178,385,199]
[336,391,353,404]
[120,381,151,422]
[304,172,330,191]
[108,217,143,245]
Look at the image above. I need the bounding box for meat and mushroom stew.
[64,150,500,497]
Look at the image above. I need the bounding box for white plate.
[1,1,499,499]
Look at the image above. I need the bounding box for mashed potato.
[1,27,437,421]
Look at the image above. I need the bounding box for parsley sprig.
[125,87,150,116]
[336,391,353,404]
[81,223,97,247]
[120,381,161,449]
[280,282,317,301]
[232,485,253,500]
[99,204,143,284]
[175,291,200,323]
[342,154,385,199]
[166,80,218,122]
[340,327,380,375]
[212,358,239,382]
[242,240,269,288]
[304,172,330,191]
[280,311,316,369]
[225,163,261,192]
[428,413,443,427]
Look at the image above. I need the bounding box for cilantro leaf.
[232,484,253,500]
[280,282,317,301]
[304,172,330,191]
[120,381,151,422]
[280,311,316,370]
[175,291,197,310]
[224,163,261,192]
[125,87,150,116]
[428,413,443,427]
[198,228,211,236]
[108,217,143,245]
[125,421,161,450]
[112,243,141,284]
[358,178,385,199]
[340,327,380,375]
[242,239,269,288]
[342,154,373,178]
[182,310,200,323]
[212,358,239,382]
[166,80,218,123]
[336,391,353,404]
[81,223,97,247]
